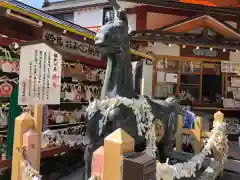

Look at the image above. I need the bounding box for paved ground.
[58,169,240,180]
[217,171,240,180]
[59,167,84,180]
[59,141,240,180]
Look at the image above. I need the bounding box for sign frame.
[18,42,62,105]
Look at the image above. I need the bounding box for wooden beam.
[130,36,240,50]
[0,37,23,46]
[0,26,33,41]
[119,0,239,21]
[154,55,227,62]
[140,5,197,17]
[0,17,36,40]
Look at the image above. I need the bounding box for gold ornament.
[154,119,165,143]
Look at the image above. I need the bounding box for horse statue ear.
[117,9,128,22]
[108,0,127,22]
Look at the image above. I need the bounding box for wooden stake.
[193,117,201,153]
[33,104,43,172]
[176,115,183,152]
[11,113,34,180]
[22,129,40,178]
[103,128,134,180]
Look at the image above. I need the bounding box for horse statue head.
[94,7,136,99]
[95,9,130,55]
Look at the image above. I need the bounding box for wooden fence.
[176,111,224,153]
[91,128,156,180]
[2,110,227,179]
[90,111,226,180]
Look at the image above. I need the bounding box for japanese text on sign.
[18,43,62,105]
[221,61,240,73]
[43,30,101,60]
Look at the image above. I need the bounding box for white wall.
[141,60,153,98]
[139,42,180,97]
[230,51,240,61]
[144,42,180,56]
[127,14,136,31]
[74,7,103,31]
[74,7,136,32]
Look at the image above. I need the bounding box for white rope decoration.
[86,95,158,156]
[86,96,228,179]
[156,122,228,180]
[22,160,42,180]
[18,147,42,180]
[19,126,89,180]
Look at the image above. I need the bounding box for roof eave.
[118,0,240,16]
[160,15,240,41]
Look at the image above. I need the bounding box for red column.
[135,6,147,30]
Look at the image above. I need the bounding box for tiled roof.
[0,0,96,38]
[0,0,151,60]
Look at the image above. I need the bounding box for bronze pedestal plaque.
[121,152,156,180]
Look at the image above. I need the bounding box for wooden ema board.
[91,146,104,179]
[103,128,134,180]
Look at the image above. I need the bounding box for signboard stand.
[11,41,62,179]
[33,104,43,171]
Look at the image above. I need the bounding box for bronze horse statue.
[84,5,181,179]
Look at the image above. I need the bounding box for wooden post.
[11,113,34,180]
[34,105,43,133]
[103,128,134,180]
[214,111,224,124]
[91,146,104,179]
[33,104,43,172]
[213,111,224,176]
[22,129,40,171]
[176,115,183,152]
[193,117,201,153]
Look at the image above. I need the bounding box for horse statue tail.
[165,96,182,116]
[165,96,180,105]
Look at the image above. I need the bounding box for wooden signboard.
[43,29,101,60]
[221,61,240,73]
[18,42,62,105]
[180,46,230,60]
